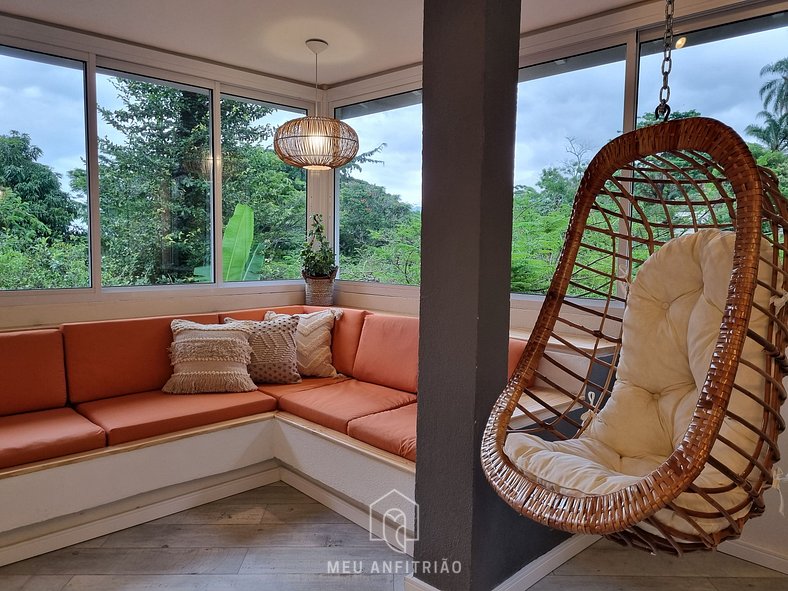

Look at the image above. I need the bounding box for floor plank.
[529,575,721,591]
[260,502,352,525]
[239,546,406,574]
[0,575,73,590]
[554,540,784,578]
[61,573,395,591]
[1,548,247,576]
[707,578,788,591]
[151,503,267,525]
[100,523,374,549]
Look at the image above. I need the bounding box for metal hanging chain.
[655,0,675,122]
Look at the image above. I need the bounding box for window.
[96,71,212,287]
[0,46,89,290]
[512,46,627,295]
[219,95,306,282]
[638,12,788,189]
[337,91,422,285]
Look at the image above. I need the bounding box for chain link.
[655,0,675,121]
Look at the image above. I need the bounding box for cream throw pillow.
[163,320,257,394]
[264,309,342,377]
[223,316,301,384]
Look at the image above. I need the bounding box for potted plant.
[301,213,338,305]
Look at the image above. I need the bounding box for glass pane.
[97,71,212,286]
[0,46,89,290]
[512,46,626,295]
[337,90,422,285]
[220,95,306,281]
[638,12,788,200]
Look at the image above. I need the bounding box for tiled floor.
[1,482,785,590]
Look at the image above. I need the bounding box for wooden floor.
[1,482,786,590]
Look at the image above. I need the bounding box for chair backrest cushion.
[586,229,770,474]
[352,314,419,393]
[62,313,219,404]
[0,329,67,416]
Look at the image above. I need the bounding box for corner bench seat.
[0,306,561,566]
[2,306,531,470]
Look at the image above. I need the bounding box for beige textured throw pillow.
[264,309,342,377]
[163,320,257,394]
[223,316,301,384]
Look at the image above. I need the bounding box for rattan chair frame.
[482,117,788,554]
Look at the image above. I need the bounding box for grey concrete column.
[415,1,569,589]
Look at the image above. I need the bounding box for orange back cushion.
[62,313,219,404]
[218,306,305,322]
[352,315,419,393]
[508,337,528,379]
[306,307,369,376]
[0,329,67,416]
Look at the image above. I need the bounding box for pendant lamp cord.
[314,51,320,116]
[655,0,675,122]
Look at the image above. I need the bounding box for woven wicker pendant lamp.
[274,39,359,170]
[481,0,788,555]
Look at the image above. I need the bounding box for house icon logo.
[369,489,419,554]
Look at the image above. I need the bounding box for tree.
[746,110,788,152]
[84,78,306,285]
[0,132,82,240]
[759,57,788,115]
[338,177,414,257]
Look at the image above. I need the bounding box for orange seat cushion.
[347,403,417,461]
[304,307,369,377]
[278,379,415,433]
[258,376,350,400]
[352,315,419,393]
[62,313,219,404]
[0,329,67,416]
[0,408,105,469]
[76,390,276,445]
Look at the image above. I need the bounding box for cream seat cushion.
[505,229,771,535]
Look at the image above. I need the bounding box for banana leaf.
[223,204,254,282]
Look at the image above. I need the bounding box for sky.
[1,17,787,208]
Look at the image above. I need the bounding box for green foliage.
[93,78,212,286]
[222,203,255,281]
[0,234,88,290]
[746,110,788,152]
[759,58,788,115]
[301,214,337,278]
[636,109,702,128]
[337,174,421,285]
[221,146,305,280]
[0,134,89,290]
[0,132,82,240]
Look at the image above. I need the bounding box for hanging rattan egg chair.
[481,116,788,555]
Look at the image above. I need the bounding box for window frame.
[1,0,786,325]
[0,22,315,311]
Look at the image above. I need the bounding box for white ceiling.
[0,0,643,85]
